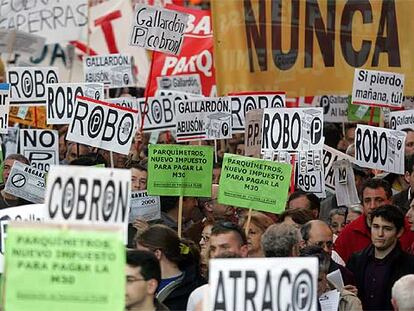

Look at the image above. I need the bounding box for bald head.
[301,220,333,255]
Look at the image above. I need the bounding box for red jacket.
[334,214,414,263]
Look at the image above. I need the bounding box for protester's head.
[407,198,414,232]
[278,207,315,227]
[328,208,346,235]
[287,190,320,219]
[65,142,92,163]
[402,128,414,156]
[160,196,198,223]
[241,211,274,257]
[353,164,372,194]
[157,131,176,144]
[199,219,214,278]
[261,223,302,257]
[135,224,199,273]
[69,153,108,166]
[346,204,363,225]
[361,178,392,225]
[209,221,248,259]
[2,154,30,183]
[324,123,341,149]
[126,160,147,191]
[300,245,330,297]
[370,205,404,253]
[301,220,334,256]
[392,274,414,311]
[200,184,235,221]
[126,250,160,310]
[404,154,414,190]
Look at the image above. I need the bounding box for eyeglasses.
[201,235,210,242]
[126,277,146,284]
[313,240,334,249]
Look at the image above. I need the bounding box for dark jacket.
[392,188,411,214]
[347,243,414,310]
[156,264,205,311]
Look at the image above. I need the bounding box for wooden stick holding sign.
[178,196,183,238]
[369,107,375,126]
[140,55,156,132]
[104,87,115,168]
[244,208,253,237]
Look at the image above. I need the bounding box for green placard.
[218,153,292,213]
[147,144,213,197]
[348,95,380,123]
[4,224,125,311]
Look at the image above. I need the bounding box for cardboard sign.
[47,83,104,124]
[107,97,139,111]
[1,127,18,158]
[261,108,324,153]
[0,83,10,134]
[146,5,215,97]
[129,191,161,222]
[0,29,46,55]
[4,162,46,204]
[19,129,59,172]
[231,92,286,133]
[323,145,355,193]
[333,159,360,207]
[4,223,124,311]
[45,165,131,243]
[7,67,59,106]
[9,106,52,129]
[147,144,213,197]
[130,4,189,55]
[156,73,202,95]
[352,69,405,108]
[316,95,348,123]
[66,96,138,155]
[218,153,292,213]
[296,150,325,195]
[0,204,44,272]
[348,99,380,123]
[244,109,263,158]
[84,54,134,88]
[355,125,406,174]
[389,109,414,130]
[209,257,318,311]
[0,0,88,44]
[175,97,232,142]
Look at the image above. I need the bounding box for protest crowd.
[1,0,414,310]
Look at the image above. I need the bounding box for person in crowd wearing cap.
[391,274,414,311]
[335,179,414,263]
[347,205,414,310]
[126,250,169,311]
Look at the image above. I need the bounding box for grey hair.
[392,275,414,311]
[5,154,30,165]
[261,223,301,257]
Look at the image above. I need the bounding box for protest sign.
[7,67,59,106]
[333,159,360,207]
[348,100,380,123]
[296,151,325,195]
[107,97,139,111]
[231,92,286,133]
[130,4,189,55]
[129,191,161,222]
[0,0,88,44]
[0,83,9,134]
[209,257,318,311]
[66,96,138,155]
[315,95,348,123]
[389,110,414,130]
[147,144,213,197]
[175,97,232,142]
[84,54,134,88]
[0,204,44,272]
[352,69,405,108]
[355,125,406,174]
[4,162,46,204]
[1,127,18,158]
[244,109,263,158]
[19,129,59,172]
[133,0,183,6]
[323,145,355,193]
[0,29,45,55]
[145,5,215,97]
[45,165,131,243]
[9,106,52,129]
[3,222,124,311]
[261,108,324,153]
[47,83,104,125]
[157,73,202,95]
[211,1,414,97]
[218,153,291,213]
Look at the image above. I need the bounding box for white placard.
[0,204,44,272]
[352,69,405,108]
[66,96,138,155]
[2,127,19,158]
[296,151,325,195]
[244,109,263,158]
[84,54,134,88]
[45,165,131,243]
[156,73,202,95]
[355,124,406,174]
[129,191,161,222]
[389,109,414,131]
[7,67,59,106]
[19,129,59,172]
[130,5,189,55]
[47,83,104,124]
[333,159,360,206]
[209,257,318,311]
[323,145,355,193]
[319,95,348,123]
[261,107,324,153]
[4,162,46,204]
[231,93,286,133]
[0,29,45,55]
[0,84,10,134]
[0,0,88,44]
[107,97,139,111]
[175,97,231,142]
